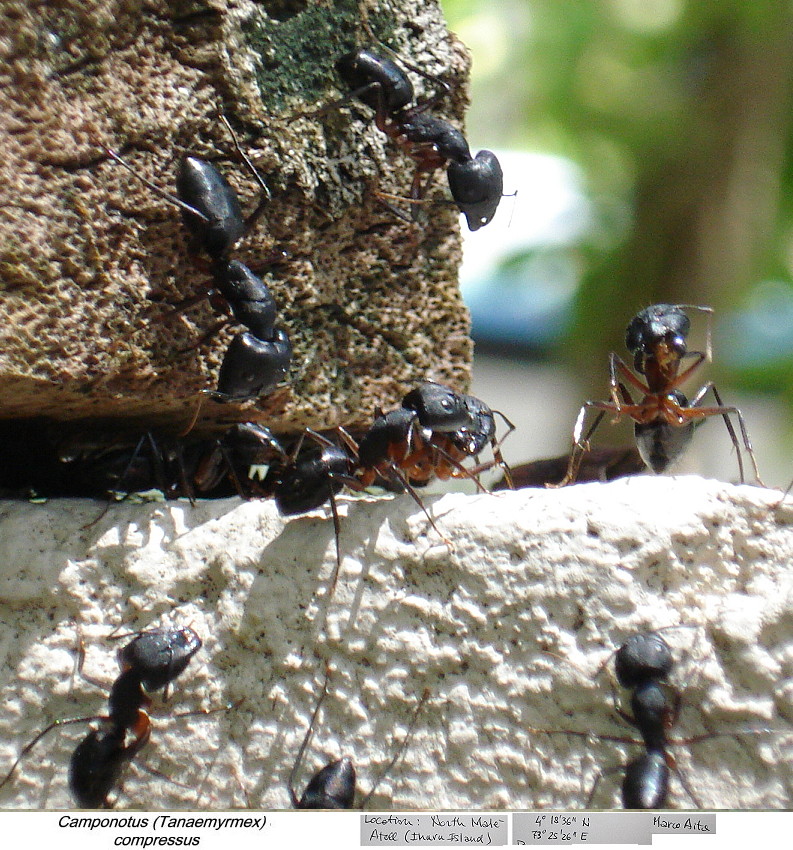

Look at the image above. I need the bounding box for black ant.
[330,48,505,230]
[590,631,687,809]
[535,629,777,809]
[558,304,763,485]
[287,666,429,809]
[353,382,515,492]
[0,626,203,808]
[243,428,359,595]
[105,116,291,404]
[61,424,285,506]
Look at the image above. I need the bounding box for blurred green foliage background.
[442,0,793,425]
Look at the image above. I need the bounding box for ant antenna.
[288,664,331,807]
[360,687,430,808]
[105,149,210,222]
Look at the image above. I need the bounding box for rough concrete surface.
[0,475,791,811]
[0,0,471,432]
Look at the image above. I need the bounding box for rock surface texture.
[0,476,791,810]
[0,0,471,432]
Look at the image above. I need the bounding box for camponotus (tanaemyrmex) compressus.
[351,381,515,493]
[557,303,763,486]
[228,426,359,595]
[287,665,429,809]
[105,115,292,404]
[0,625,211,808]
[316,47,506,230]
[531,628,782,809]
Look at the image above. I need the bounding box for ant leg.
[74,628,110,692]
[424,443,489,493]
[171,441,196,505]
[407,167,438,222]
[383,462,452,547]
[170,697,245,722]
[585,761,625,808]
[373,192,415,222]
[80,432,158,529]
[554,405,607,487]
[685,383,763,485]
[665,754,702,808]
[175,318,232,356]
[297,80,384,120]
[491,410,516,490]
[489,440,514,490]
[214,442,251,498]
[360,687,430,809]
[218,115,271,235]
[609,352,650,408]
[666,352,706,392]
[326,490,343,597]
[0,715,104,792]
[334,426,360,462]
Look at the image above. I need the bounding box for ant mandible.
[558,304,763,486]
[0,626,202,808]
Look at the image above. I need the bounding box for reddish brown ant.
[558,304,763,486]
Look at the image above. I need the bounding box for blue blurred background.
[442,0,793,486]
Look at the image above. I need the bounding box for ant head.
[212,328,292,403]
[298,757,357,809]
[625,304,691,370]
[117,626,202,692]
[449,396,496,455]
[221,422,287,466]
[446,150,503,231]
[614,632,674,689]
[401,382,470,432]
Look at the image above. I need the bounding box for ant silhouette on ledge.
[105,115,291,404]
[558,304,763,486]
[288,665,429,809]
[0,626,207,808]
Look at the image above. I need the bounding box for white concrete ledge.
[0,476,791,810]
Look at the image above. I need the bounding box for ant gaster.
[256,430,359,595]
[0,626,202,808]
[558,304,762,485]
